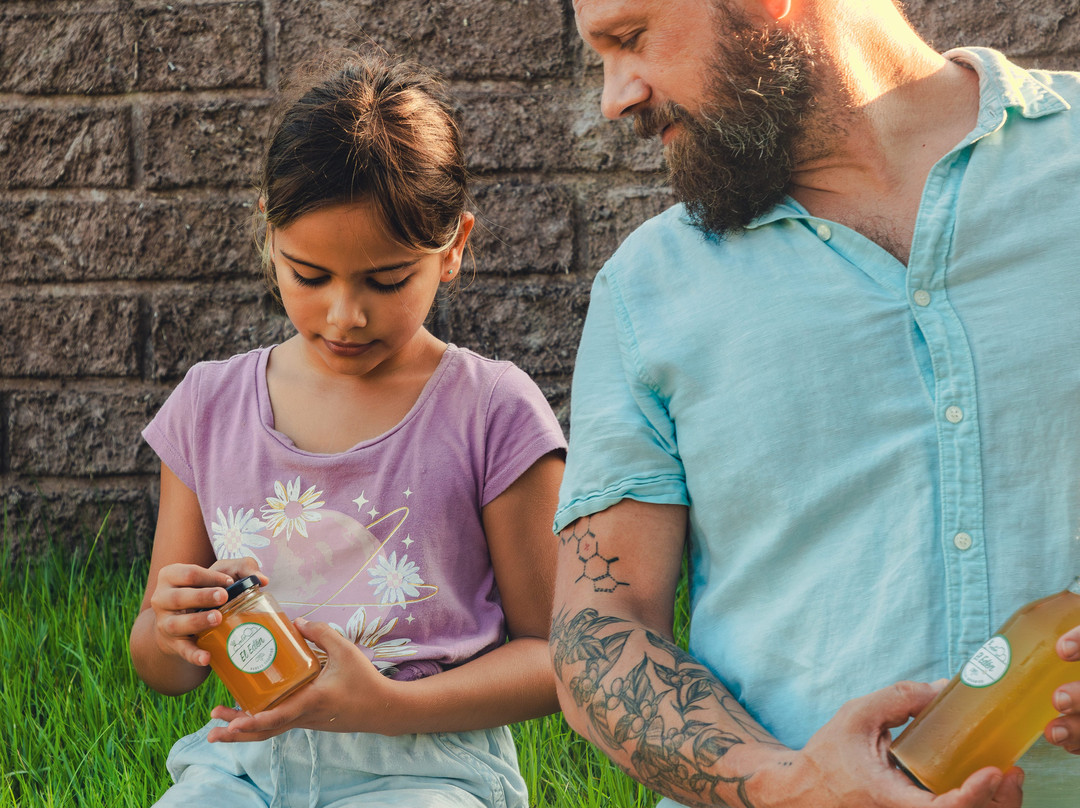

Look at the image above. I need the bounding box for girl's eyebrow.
[278,249,420,274]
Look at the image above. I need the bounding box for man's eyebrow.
[583,16,616,39]
[585,14,645,42]
[278,249,420,274]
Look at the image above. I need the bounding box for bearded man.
[550,1,1080,806]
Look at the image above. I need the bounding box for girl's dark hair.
[257,50,470,276]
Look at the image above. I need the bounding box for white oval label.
[227,622,277,674]
[960,635,1011,688]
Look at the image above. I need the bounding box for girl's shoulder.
[437,344,564,439]
[163,347,273,424]
[435,347,564,507]
[437,345,546,406]
[176,346,272,395]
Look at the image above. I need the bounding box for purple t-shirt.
[143,344,565,679]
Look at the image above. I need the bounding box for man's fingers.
[841,680,942,734]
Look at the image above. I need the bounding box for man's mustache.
[633,101,692,140]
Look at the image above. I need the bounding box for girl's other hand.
[206,618,394,742]
[150,558,266,667]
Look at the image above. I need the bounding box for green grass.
[0,517,689,807]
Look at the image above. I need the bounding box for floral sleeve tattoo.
[552,519,783,808]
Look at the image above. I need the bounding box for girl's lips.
[323,338,371,357]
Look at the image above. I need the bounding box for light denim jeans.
[153,720,529,808]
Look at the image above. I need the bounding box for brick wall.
[1,0,1077,556]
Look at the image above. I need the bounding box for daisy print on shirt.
[211,507,270,560]
[212,476,435,674]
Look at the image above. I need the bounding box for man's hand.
[756,681,1024,808]
[1046,627,1080,753]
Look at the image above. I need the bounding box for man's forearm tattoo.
[553,521,781,808]
[560,517,628,593]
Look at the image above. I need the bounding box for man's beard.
[636,9,819,239]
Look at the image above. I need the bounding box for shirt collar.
[745,199,809,229]
[945,46,1070,125]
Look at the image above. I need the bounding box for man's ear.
[762,0,792,21]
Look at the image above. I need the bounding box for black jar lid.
[199,574,261,612]
[223,574,261,602]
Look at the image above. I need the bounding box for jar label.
[960,635,1011,688]
[227,622,278,674]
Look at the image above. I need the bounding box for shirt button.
[815,223,832,241]
[913,290,931,306]
[945,405,964,423]
[954,532,973,551]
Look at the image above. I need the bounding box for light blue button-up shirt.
[556,48,1080,801]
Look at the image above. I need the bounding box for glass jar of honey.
[890,576,1080,793]
[195,575,320,714]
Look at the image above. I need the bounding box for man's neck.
[784,5,981,262]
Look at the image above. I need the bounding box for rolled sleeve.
[554,267,688,534]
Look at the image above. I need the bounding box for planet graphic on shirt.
[260,508,436,625]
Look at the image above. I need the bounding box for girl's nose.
[326,289,367,331]
[600,62,650,120]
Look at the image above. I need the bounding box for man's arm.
[551,500,792,807]
[550,499,1018,808]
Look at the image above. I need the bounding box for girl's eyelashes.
[289,267,328,287]
[369,276,410,294]
[287,263,411,293]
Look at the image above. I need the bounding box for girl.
[129,50,566,808]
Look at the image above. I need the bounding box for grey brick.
[581,179,676,274]
[0,10,134,94]
[135,2,264,91]
[0,106,132,189]
[459,86,663,173]
[0,198,259,283]
[142,98,272,189]
[1,483,156,559]
[276,0,568,81]
[0,291,141,377]
[146,286,292,380]
[470,182,575,276]
[7,388,164,476]
[442,277,590,377]
[905,0,1080,63]
[534,377,571,433]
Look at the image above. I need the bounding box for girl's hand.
[149,558,266,667]
[206,618,395,742]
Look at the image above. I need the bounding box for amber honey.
[890,577,1080,793]
[196,575,320,714]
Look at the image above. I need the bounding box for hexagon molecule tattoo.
[564,519,628,593]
